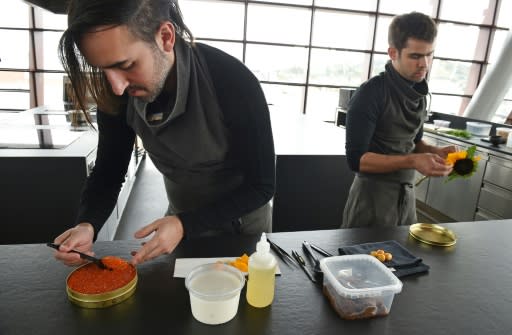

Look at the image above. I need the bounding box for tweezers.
[267,238,299,267]
[291,250,316,283]
[309,243,334,257]
[47,243,111,270]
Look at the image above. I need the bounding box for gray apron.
[342,170,416,228]
[342,61,427,228]
[164,175,272,237]
[126,39,271,237]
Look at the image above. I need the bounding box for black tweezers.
[267,238,299,268]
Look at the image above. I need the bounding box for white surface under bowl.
[185,263,245,325]
[466,121,491,137]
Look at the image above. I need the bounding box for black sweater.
[76,43,276,238]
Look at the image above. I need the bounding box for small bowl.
[466,121,491,137]
[185,263,245,325]
[489,135,503,146]
[433,120,450,128]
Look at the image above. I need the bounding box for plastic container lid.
[319,255,402,299]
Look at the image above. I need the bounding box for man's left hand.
[130,215,184,265]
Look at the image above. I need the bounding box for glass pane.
[245,44,308,83]
[33,7,67,29]
[379,0,437,16]
[252,0,312,5]
[371,53,388,77]
[439,0,495,25]
[497,0,512,28]
[309,49,370,86]
[261,84,305,115]
[0,29,30,69]
[34,31,65,71]
[435,23,489,61]
[430,94,470,116]
[0,71,30,90]
[429,59,480,95]
[0,91,30,110]
[180,0,244,40]
[38,72,66,106]
[505,86,512,100]
[488,29,508,65]
[315,0,377,11]
[0,0,30,28]
[247,4,311,45]
[305,86,339,122]
[197,40,243,62]
[313,10,375,50]
[374,15,393,52]
[492,99,512,124]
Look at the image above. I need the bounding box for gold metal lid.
[409,223,457,247]
[66,262,137,309]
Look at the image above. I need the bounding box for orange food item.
[228,253,249,272]
[67,256,136,294]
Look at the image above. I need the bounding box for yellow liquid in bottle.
[246,263,276,308]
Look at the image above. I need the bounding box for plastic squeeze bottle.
[246,232,277,308]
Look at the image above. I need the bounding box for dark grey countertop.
[423,123,512,158]
[2,220,512,335]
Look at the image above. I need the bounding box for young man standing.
[52,0,275,265]
[342,12,455,228]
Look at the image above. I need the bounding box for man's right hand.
[413,152,453,177]
[52,223,95,267]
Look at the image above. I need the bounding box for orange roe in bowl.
[67,256,136,294]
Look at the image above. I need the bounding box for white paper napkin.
[173,257,281,278]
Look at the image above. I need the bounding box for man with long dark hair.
[342,12,455,228]
[52,0,275,265]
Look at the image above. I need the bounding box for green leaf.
[466,145,476,159]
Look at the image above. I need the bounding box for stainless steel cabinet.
[476,155,512,219]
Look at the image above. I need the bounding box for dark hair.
[388,12,437,52]
[58,0,193,115]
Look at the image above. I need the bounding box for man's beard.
[141,47,172,103]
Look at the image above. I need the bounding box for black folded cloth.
[339,240,429,278]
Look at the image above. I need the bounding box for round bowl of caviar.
[66,256,137,308]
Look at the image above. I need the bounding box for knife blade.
[47,243,111,270]
[291,250,316,283]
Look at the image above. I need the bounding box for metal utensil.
[47,243,111,270]
[309,243,334,257]
[267,238,299,268]
[291,250,316,283]
[302,241,323,280]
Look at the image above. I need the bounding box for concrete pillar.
[464,29,512,120]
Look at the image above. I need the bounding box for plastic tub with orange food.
[66,256,137,308]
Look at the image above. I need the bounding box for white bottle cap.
[256,232,270,254]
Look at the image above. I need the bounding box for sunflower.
[445,145,480,182]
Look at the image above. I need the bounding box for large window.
[1,0,510,124]
[179,0,510,122]
[0,0,67,112]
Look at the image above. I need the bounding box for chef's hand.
[413,153,453,177]
[52,222,95,266]
[433,145,457,158]
[131,215,184,265]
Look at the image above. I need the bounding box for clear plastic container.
[433,119,450,128]
[185,263,245,325]
[319,255,402,320]
[496,127,512,140]
[466,121,492,136]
